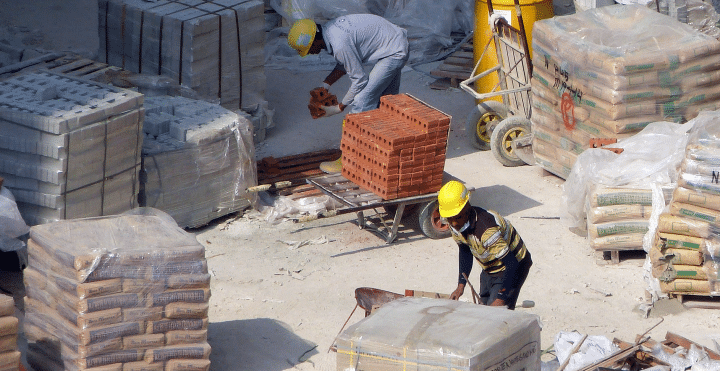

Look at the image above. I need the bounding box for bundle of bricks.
[98,0,267,112]
[23,210,212,371]
[141,95,256,228]
[650,114,720,296]
[0,295,20,371]
[0,71,143,226]
[308,87,339,119]
[340,94,450,200]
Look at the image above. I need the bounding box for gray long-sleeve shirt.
[322,14,408,106]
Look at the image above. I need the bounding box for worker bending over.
[438,181,532,309]
[287,14,409,173]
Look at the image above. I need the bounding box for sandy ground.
[199,64,720,371]
[1,2,720,371]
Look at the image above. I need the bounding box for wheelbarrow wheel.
[417,200,451,239]
[465,101,509,151]
[490,116,532,167]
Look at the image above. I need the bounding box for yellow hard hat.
[438,181,470,218]
[288,19,317,57]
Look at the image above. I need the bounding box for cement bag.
[554,332,619,371]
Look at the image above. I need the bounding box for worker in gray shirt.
[288,14,409,173]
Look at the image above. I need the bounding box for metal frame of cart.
[460,4,534,167]
[299,174,473,244]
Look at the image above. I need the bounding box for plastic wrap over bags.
[0,187,29,253]
[561,120,693,234]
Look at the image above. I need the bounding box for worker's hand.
[321,104,344,117]
[449,284,465,300]
[489,298,506,307]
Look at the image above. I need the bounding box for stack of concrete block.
[0,295,20,371]
[530,5,720,179]
[142,95,255,228]
[98,0,267,113]
[340,94,450,200]
[0,71,144,226]
[23,210,211,371]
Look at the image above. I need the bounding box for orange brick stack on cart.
[340,94,451,200]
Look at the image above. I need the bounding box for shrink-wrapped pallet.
[334,297,541,371]
[531,5,720,178]
[141,95,256,228]
[651,112,720,295]
[0,71,144,226]
[23,208,211,371]
[98,0,267,114]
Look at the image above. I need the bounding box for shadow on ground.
[472,184,543,216]
[209,318,319,371]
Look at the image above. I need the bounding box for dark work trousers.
[479,252,532,310]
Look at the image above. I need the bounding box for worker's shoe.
[320,157,342,174]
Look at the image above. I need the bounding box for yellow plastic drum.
[473,0,554,101]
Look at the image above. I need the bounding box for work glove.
[321,104,343,117]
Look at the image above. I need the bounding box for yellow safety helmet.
[438,181,470,218]
[288,19,317,57]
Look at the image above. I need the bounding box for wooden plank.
[437,64,472,73]
[64,62,109,76]
[430,70,468,80]
[49,59,96,73]
[665,332,720,360]
[0,176,3,188]
[443,56,474,67]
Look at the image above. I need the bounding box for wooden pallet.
[429,41,474,89]
[594,248,646,265]
[0,52,124,84]
[667,292,720,309]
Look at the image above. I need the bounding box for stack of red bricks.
[341,94,451,200]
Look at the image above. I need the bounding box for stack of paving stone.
[0,295,20,371]
[141,95,255,228]
[530,5,720,179]
[651,114,720,295]
[0,71,144,226]
[98,0,267,112]
[23,210,211,371]
[340,94,450,200]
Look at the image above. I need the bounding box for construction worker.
[438,181,532,310]
[287,14,409,173]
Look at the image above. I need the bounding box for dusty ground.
[1,2,720,371]
[199,64,720,371]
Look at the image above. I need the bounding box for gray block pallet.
[0,70,144,225]
[98,0,267,111]
[141,95,255,228]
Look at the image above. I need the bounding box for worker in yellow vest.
[438,181,533,309]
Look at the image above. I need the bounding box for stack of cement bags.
[23,209,211,371]
[0,71,144,226]
[531,5,720,179]
[651,117,720,295]
[0,295,19,371]
[141,95,256,228]
[587,186,653,251]
[98,0,267,113]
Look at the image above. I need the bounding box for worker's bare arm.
[449,283,465,300]
[323,67,346,86]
